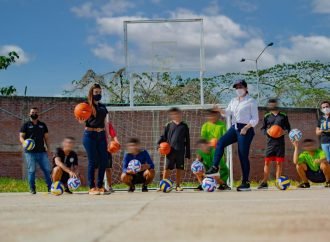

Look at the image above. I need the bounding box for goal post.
[106,104,234,189]
[123,19,205,107]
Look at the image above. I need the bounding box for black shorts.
[95,152,112,169]
[130,171,146,184]
[265,143,285,159]
[51,167,70,186]
[306,166,326,183]
[166,149,185,170]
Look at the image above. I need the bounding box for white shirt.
[224,95,259,128]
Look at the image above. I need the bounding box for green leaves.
[0,51,19,70]
[0,86,16,96]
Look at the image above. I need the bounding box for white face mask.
[321,107,330,114]
[235,89,246,97]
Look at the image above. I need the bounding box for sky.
[1,0,330,96]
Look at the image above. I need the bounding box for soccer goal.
[123,19,206,106]
[106,105,234,189]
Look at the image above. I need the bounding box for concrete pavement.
[0,188,330,242]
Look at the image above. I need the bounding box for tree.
[65,60,330,108]
[0,51,19,96]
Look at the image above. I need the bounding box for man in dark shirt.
[19,107,52,194]
[158,107,190,191]
[52,137,79,194]
[258,99,291,189]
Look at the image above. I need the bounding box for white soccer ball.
[191,160,204,174]
[289,129,302,141]
[202,177,217,192]
[67,177,81,190]
[127,159,142,173]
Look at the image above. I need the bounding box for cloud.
[72,2,330,73]
[0,45,30,65]
[71,0,135,18]
[312,0,330,14]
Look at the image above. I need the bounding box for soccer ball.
[23,139,35,151]
[127,159,142,174]
[67,177,81,190]
[276,176,291,190]
[159,179,173,193]
[51,181,65,196]
[202,177,217,192]
[191,160,204,174]
[289,129,302,142]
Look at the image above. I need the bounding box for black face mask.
[93,94,102,101]
[30,114,38,120]
[268,106,278,111]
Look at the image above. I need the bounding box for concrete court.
[0,188,329,242]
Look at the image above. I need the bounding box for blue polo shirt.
[122,150,155,173]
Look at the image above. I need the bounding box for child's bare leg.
[262,161,271,183]
[176,169,183,187]
[275,162,283,179]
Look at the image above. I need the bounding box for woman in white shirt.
[205,80,259,191]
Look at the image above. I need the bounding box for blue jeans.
[321,143,330,163]
[213,124,255,183]
[83,131,108,188]
[24,152,52,191]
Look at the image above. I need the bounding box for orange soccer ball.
[209,138,218,148]
[108,141,121,153]
[158,142,171,156]
[74,103,92,121]
[267,125,284,138]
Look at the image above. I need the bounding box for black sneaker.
[64,188,73,194]
[325,182,330,188]
[205,166,219,176]
[194,184,203,191]
[237,181,251,192]
[257,182,268,190]
[142,184,148,192]
[30,189,36,195]
[128,184,136,192]
[218,183,231,191]
[297,182,310,188]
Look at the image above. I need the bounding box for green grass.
[0,177,302,193]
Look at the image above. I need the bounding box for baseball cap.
[233,79,247,88]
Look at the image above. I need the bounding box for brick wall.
[0,96,320,185]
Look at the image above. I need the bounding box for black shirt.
[158,121,191,158]
[261,111,291,144]
[85,103,108,128]
[318,116,330,144]
[53,148,78,168]
[20,120,48,153]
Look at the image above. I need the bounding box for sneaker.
[30,189,36,195]
[89,187,100,195]
[64,188,73,194]
[297,182,310,188]
[109,186,115,193]
[194,184,203,191]
[218,183,231,191]
[98,187,111,195]
[142,184,148,192]
[205,166,219,176]
[128,185,135,192]
[237,181,251,192]
[325,181,330,188]
[257,182,268,190]
[176,186,184,191]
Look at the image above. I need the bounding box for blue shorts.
[306,166,326,183]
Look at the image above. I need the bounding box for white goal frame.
[123,19,205,107]
[107,104,234,189]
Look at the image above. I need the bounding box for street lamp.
[240,42,274,103]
